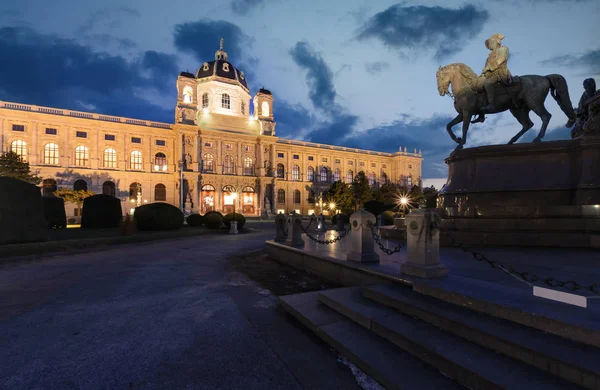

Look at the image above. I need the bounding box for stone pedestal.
[285,212,305,248]
[229,220,238,234]
[346,210,379,264]
[274,213,287,243]
[400,210,448,278]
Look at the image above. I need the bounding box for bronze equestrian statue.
[436,33,576,150]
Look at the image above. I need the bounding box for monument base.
[400,262,448,278]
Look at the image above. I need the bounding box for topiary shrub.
[186,213,204,227]
[80,194,123,229]
[134,202,184,231]
[204,210,223,220]
[204,212,223,229]
[223,213,246,229]
[381,210,396,225]
[0,177,46,244]
[43,196,66,229]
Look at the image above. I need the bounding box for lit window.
[320,167,328,182]
[244,145,251,152]
[203,154,214,172]
[243,157,253,175]
[276,163,285,179]
[75,145,89,166]
[129,182,142,200]
[222,93,230,109]
[44,143,59,165]
[292,165,300,181]
[42,179,57,196]
[347,170,353,184]
[202,93,209,108]
[262,101,270,116]
[407,175,412,187]
[182,86,193,103]
[277,189,285,203]
[154,184,166,201]
[154,152,167,171]
[334,168,340,182]
[11,140,27,161]
[103,148,117,168]
[369,172,376,186]
[294,190,301,204]
[307,166,314,182]
[226,143,233,150]
[130,150,143,170]
[223,155,235,174]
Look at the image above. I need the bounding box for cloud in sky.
[365,61,389,74]
[231,0,266,15]
[540,49,600,76]
[356,4,489,60]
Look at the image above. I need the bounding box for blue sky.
[0,0,597,179]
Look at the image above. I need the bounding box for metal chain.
[368,221,406,255]
[444,232,600,295]
[301,221,351,245]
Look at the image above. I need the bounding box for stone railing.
[0,100,174,130]
[276,139,421,157]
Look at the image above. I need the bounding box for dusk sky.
[0,0,597,179]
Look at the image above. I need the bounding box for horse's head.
[436,66,451,96]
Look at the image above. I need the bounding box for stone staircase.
[280,279,600,389]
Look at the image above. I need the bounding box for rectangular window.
[382,164,387,168]
[322,158,327,162]
[204,141,212,147]
[45,128,57,135]
[105,134,115,141]
[76,131,87,138]
[408,164,412,169]
[226,143,233,150]
[371,163,376,167]
[244,145,251,152]
[348,161,353,165]
[359,162,365,166]
[156,140,166,146]
[293,154,299,160]
[335,159,341,163]
[131,137,141,144]
[12,124,25,132]
[308,156,314,161]
[277,153,284,158]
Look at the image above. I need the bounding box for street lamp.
[329,202,336,215]
[230,192,239,234]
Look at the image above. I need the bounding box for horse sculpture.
[436,63,576,150]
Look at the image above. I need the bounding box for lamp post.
[230,192,239,234]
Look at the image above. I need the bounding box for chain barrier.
[300,217,351,245]
[444,232,600,295]
[368,221,407,255]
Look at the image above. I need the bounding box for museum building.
[0,41,423,219]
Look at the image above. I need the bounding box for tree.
[372,182,399,204]
[322,181,354,215]
[352,171,372,210]
[408,185,425,207]
[0,151,41,184]
[54,188,96,216]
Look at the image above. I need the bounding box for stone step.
[411,275,600,349]
[278,291,461,390]
[318,287,581,390]
[440,230,599,248]
[364,284,600,389]
[442,218,600,232]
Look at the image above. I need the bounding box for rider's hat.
[485,33,505,49]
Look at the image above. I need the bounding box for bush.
[80,194,123,229]
[381,210,397,225]
[186,214,204,227]
[332,214,349,225]
[43,196,66,229]
[223,213,246,229]
[134,202,184,231]
[363,200,385,216]
[204,212,223,229]
[204,211,223,219]
[0,177,46,244]
[425,194,438,209]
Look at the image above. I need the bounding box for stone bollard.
[316,213,327,232]
[346,209,379,264]
[229,220,239,234]
[400,210,448,278]
[285,212,305,248]
[274,213,287,243]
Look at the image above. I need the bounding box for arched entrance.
[201,184,215,213]
[242,186,255,214]
[222,185,236,214]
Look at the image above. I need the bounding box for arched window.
[73,179,88,191]
[308,189,316,204]
[129,182,142,200]
[201,184,215,213]
[277,189,285,204]
[182,86,193,103]
[334,168,340,182]
[75,145,89,166]
[154,184,166,201]
[223,155,234,174]
[241,101,245,115]
[42,178,57,197]
[347,170,354,184]
[103,148,117,168]
[44,143,59,165]
[380,171,388,184]
[243,157,253,175]
[11,140,27,161]
[407,174,412,187]
[307,166,315,182]
[221,93,230,109]
[320,167,328,182]
[154,152,167,171]
[130,150,143,170]
[262,101,270,117]
[369,172,376,186]
[291,165,300,181]
[203,153,214,172]
[202,93,209,108]
[293,190,301,204]
[102,181,116,197]
[276,163,285,179]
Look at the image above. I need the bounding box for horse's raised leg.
[508,107,534,144]
[531,104,552,143]
[446,114,463,144]
[459,113,471,146]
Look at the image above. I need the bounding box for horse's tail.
[546,74,576,122]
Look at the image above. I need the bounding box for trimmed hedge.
[43,196,66,229]
[223,213,246,229]
[81,194,123,229]
[186,214,204,227]
[204,212,223,229]
[134,203,184,231]
[0,177,46,244]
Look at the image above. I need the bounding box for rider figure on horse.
[477,33,513,114]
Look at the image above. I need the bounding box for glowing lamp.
[400,197,409,205]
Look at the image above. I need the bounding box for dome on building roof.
[258,88,272,95]
[194,38,248,90]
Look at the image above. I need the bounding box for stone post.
[346,209,379,264]
[285,212,304,248]
[400,210,448,278]
[274,213,287,242]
